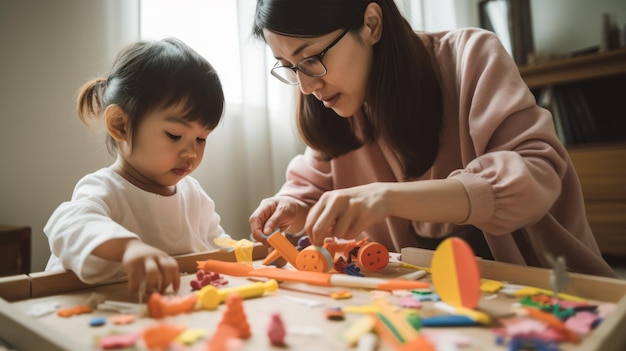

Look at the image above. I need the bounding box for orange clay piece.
[357,242,390,272]
[110,314,137,325]
[207,323,240,351]
[142,324,185,350]
[56,305,93,317]
[217,292,251,339]
[520,306,580,343]
[147,292,198,319]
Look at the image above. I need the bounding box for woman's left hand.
[305,182,389,246]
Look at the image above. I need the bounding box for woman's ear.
[363,2,383,44]
[104,105,128,142]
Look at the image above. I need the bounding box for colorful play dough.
[430,237,481,309]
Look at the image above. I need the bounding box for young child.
[44,38,231,294]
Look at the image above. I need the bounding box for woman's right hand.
[122,240,180,296]
[249,196,306,245]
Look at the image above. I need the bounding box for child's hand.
[122,240,180,295]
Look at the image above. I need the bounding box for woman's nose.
[297,71,322,95]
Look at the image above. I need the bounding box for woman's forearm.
[385,179,470,223]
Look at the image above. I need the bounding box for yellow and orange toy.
[263,231,390,273]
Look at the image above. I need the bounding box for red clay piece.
[267,312,287,346]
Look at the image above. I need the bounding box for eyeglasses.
[270,28,350,85]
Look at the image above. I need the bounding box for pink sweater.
[276,28,616,277]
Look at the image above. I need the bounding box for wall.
[0,0,140,272]
[531,0,626,55]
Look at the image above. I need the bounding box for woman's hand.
[249,196,307,245]
[122,240,180,296]
[305,183,390,246]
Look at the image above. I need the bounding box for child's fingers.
[157,256,180,293]
[126,264,144,294]
[143,257,161,293]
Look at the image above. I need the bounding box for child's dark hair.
[77,38,225,155]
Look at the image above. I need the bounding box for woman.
[248,0,616,277]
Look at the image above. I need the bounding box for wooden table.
[1,246,625,351]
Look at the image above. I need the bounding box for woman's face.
[264,28,375,118]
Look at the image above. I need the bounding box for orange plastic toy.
[295,245,332,272]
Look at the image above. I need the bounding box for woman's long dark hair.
[253,0,443,179]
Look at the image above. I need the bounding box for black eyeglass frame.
[270,28,351,85]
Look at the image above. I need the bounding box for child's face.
[120,102,212,193]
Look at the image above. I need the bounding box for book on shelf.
[537,84,599,146]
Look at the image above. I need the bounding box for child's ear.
[104,105,129,142]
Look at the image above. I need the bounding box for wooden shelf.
[519,50,626,255]
[518,47,626,88]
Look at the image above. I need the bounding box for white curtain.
[396,0,481,31]
[140,0,304,239]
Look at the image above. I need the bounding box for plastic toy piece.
[267,231,300,267]
[196,279,278,310]
[357,242,389,272]
[295,245,332,272]
[56,304,93,317]
[324,307,346,321]
[546,253,571,298]
[267,312,287,346]
[516,306,580,343]
[217,292,251,339]
[197,259,430,291]
[142,324,185,351]
[371,300,433,350]
[89,317,106,327]
[261,248,285,266]
[340,315,376,345]
[147,292,198,318]
[430,237,481,309]
[434,301,491,325]
[176,328,207,346]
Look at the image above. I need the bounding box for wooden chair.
[0,226,31,276]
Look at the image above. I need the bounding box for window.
[140,0,243,104]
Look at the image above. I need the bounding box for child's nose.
[181,141,197,158]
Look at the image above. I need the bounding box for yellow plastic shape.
[197,279,278,310]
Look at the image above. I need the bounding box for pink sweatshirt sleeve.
[276,147,331,206]
[445,29,570,234]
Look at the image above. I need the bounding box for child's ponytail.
[76,78,107,125]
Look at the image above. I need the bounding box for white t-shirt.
[45,167,229,284]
